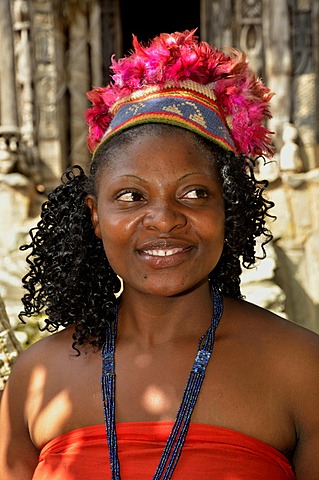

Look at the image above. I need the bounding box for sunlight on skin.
[25,366,47,422]
[142,384,173,417]
[34,390,73,433]
[26,366,73,446]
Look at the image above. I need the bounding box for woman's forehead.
[105,130,216,170]
[105,125,217,160]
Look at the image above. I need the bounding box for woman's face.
[87,129,225,297]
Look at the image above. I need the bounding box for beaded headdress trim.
[98,81,235,153]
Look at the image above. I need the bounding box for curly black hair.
[19,124,274,351]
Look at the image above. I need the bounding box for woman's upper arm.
[294,431,319,479]
[291,331,319,479]
[0,355,39,480]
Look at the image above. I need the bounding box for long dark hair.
[19,124,274,351]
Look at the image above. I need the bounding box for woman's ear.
[86,195,102,239]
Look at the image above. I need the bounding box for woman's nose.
[142,200,187,232]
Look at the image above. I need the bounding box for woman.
[1,29,319,479]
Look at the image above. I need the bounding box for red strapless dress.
[32,422,296,479]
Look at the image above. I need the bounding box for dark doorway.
[119,0,201,55]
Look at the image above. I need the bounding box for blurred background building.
[1,0,319,386]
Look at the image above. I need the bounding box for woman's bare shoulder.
[7,325,76,381]
[225,294,319,373]
[223,296,319,378]
[225,295,319,342]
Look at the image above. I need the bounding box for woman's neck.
[117,282,215,347]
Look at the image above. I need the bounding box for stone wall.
[268,169,319,333]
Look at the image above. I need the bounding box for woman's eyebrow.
[116,174,148,183]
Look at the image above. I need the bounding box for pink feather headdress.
[85,29,274,157]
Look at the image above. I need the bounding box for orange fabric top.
[32,422,296,480]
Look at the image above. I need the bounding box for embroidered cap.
[86,29,274,158]
[101,81,236,152]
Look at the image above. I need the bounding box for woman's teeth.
[144,248,181,257]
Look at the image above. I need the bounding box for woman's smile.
[137,240,195,269]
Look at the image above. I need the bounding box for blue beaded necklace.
[101,286,223,479]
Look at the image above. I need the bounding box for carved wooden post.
[236,0,263,77]
[291,2,318,170]
[12,0,35,148]
[263,0,292,151]
[201,0,234,47]
[0,0,21,174]
[68,2,91,169]
[32,1,63,184]
[0,0,18,128]
[89,0,103,88]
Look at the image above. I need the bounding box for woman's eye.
[117,190,143,202]
[184,189,208,199]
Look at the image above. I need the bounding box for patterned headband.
[98,81,235,153]
[86,29,275,158]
